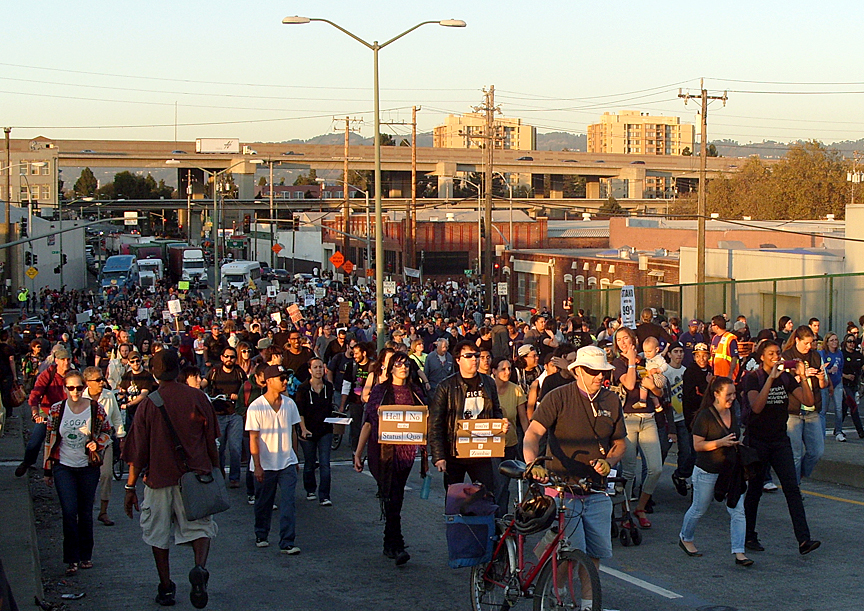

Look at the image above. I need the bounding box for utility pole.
[472,86,499,314]
[4,127,11,293]
[409,105,420,269]
[343,116,350,256]
[679,79,727,319]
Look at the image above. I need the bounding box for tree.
[74,167,98,197]
[293,169,318,186]
[707,143,719,157]
[563,176,586,198]
[682,147,692,156]
[598,195,624,217]
[258,176,267,187]
[378,133,395,147]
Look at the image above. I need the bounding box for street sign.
[620,285,636,329]
[124,211,138,226]
[366,268,374,277]
[26,267,38,279]
[383,280,396,296]
[272,244,283,254]
[329,251,345,268]
[497,282,508,296]
[343,260,354,275]
[464,269,473,276]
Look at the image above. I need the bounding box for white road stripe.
[599,566,683,599]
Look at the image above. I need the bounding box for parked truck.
[169,245,208,286]
[137,257,164,291]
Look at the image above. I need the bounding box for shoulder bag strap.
[150,390,191,472]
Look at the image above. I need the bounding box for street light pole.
[282,16,465,351]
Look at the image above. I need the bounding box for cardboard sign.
[249,298,260,306]
[76,312,91,324]
[287,303,303,324]
[137,307,150,322]
[338,302,351,325]
[378,405,427,445]
[178,281,190,291]
[267,285,277,298]
[620,285,636,329]
[215,308,223,318]
[455,419,507,458]
[314,287,326,299]
[271,312,282,324]
[167,299,182,315]
[304,294,315,307]
[162,310,171,321]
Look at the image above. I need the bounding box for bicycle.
[469,457,604,611]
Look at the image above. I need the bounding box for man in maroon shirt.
[123,350,220,609]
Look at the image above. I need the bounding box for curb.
[810,458,864,490]
[0,415,44,604]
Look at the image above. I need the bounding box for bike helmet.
[514,489,556,535]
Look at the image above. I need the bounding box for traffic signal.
[479,217,486,239]
[292,215,300,231]
[33,254,38,265]
[25,251,31,266]
[243,214,251,233]
[20,219,27,237]
[54,266,60,275]
[61,254,67,266]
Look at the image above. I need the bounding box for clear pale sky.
[2,0,862,152]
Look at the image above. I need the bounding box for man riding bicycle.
[523,345,627,578]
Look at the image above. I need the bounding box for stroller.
[608,473,642,546]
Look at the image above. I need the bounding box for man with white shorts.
[123,350,220,609]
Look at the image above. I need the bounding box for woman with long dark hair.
[742,339,820,555]
[353,352,426,566]
[781,325,828,482]
[679,376,752,565]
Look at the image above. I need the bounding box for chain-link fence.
[572,272,864,335]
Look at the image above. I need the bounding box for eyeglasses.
[459,352,480,360]
[241,349,251,353]
[65,385,85,392]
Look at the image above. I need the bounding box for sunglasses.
[581,367,605,377]
[459,352,480,359]
[86,377,106,383]
[241,349,251,353]
[223,354,237,359]
[65,385,85,392]
[392,360,409,369]
[129,359,141,364]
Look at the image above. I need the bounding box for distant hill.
[536,131,587,152]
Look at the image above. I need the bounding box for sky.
[3,0,864,155]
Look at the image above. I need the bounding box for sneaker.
[799,540,821,555]
[272,503,278,510]
[836,432,847,442]
[745,538,765,552]
[14,462,28,478]
[394,549,411,566]
[256,538,269,547]
[280,546,301,555]
[306,492,316,501]
[320,499,332,507]
[671,473,689,497]
[763,482,778,492]
[228,480,240,489]
[247,495,255,505]
[188,565,209,609]
[155,581,177,606]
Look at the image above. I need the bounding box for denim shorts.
[560,493,613,560]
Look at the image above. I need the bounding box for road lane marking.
[600,566,683,599]
[599,566,683,599]
[800,489,864,506]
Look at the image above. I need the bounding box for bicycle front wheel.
[533,549,601,611]
[331,434,342,451]
[469,541,514,611]
[112,456,125,481]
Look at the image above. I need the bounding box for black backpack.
[738,367,767,426]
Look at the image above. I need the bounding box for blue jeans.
[672,420,695,479]
[299,434,333,501]
[53,463,101,564]
[217,413,244,482]
[679,466,745,554]
[821,385,845,435]
[787,411,824,483]
[621,414,662,499]
[561,493,613,560]
[254,466,298,549]
[22,421,48,468]
[195,353,206,374]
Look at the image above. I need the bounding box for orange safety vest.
[711,331,739,379]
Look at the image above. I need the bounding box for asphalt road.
[32,438,864,611]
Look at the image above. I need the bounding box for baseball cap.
[733,321,746,331]
[693,342,710,353]
[517,344,536,357]
[53,347,71,360]
[689,319,700,326]
[256,338,272,350]
[263,365,288,381]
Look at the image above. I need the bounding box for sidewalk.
[0,414,44,605]
[810,428,864,489]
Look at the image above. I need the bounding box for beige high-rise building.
[587,110,694,155]
[433,113,536,150]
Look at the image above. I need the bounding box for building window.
[294,191,303,199]
[30,163,40,175]
[19,164,26,175]
[518,273,527,304]
[41,185,50,200]
[529,276,538,305]
[41,163,50,175]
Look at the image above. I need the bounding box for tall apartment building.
[433,113,536,150]
[587,110,694,155]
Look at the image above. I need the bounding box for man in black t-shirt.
[283,330,315,388]
[525,345,626,568]
[118,353,157,431]
[203,346,247,488]
[203,324,228,371]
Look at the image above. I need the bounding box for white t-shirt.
[664,365,687,422]
[245,393,301,471]
[58,403,92,468]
